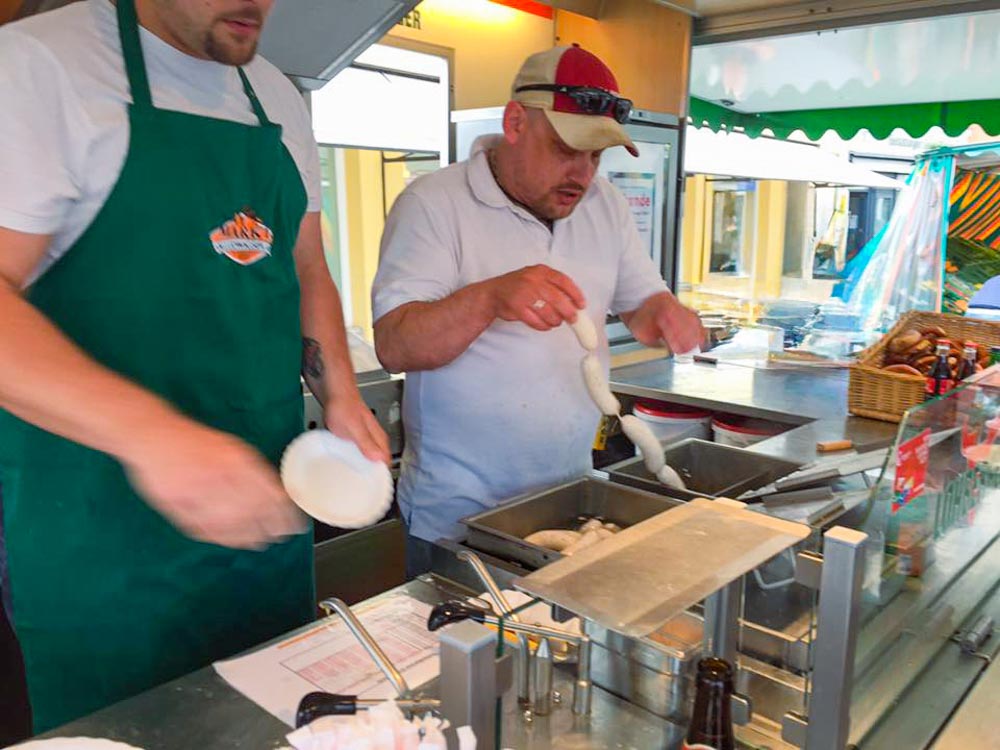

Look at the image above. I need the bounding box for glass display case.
[465,378,999,749]
[846,370,1000,745]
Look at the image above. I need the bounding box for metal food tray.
[606,438,801,501]
[460,477,681,570]
[587,611,704,721]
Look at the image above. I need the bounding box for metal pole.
[457,550,532,706]
[320,598,411,699]
[806,526,867,750]
[477,615,593,716]
[704,577,743,665]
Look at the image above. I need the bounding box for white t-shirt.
[0,0,321,285]
[372,135,668,542]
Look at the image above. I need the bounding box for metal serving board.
[515,498,811,638]
[460,477,681,569]
[606,438,801,501]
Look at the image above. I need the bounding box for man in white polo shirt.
[372,46,703,570]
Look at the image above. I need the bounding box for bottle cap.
[695,657,734,682]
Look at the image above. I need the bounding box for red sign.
[893,428,931,514]
[489,0,554,18]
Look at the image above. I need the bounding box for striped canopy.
[950,170,1000,251]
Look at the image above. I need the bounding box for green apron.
[0,0,314,732]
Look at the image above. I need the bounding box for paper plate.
[15,740,143,750]
[280,430,393,529]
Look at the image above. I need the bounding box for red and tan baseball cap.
[512,45,638,157]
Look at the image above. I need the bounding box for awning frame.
[692,0,1000,44]
[689,96,1000,142]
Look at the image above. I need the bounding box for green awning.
[689,97,1000,142]
[689,9,1000,141]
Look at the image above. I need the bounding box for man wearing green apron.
[0,0,388,736]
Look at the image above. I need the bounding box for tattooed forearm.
[302,337,325,380]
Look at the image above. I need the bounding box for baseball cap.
[512,45,638,157]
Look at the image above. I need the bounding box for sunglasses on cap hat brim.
[515,84,634,124]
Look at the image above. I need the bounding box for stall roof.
[920,141,1000,171]
[689,9,1000,139]
[684,127,905,188]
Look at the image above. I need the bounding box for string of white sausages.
[571,314,686,491]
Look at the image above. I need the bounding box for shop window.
[310,43,449,341]
[707,182,756,276]
[812,186,849,279]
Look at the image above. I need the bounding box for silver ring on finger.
[531,299,547,310]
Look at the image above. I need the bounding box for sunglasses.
[516,84,633,124]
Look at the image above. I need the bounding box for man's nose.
[569,152,597,184]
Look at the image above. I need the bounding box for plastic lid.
[635,399,712,419]
[711,414,783,436]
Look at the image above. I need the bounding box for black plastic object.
[427,600,487,632]
[295,691,358,727]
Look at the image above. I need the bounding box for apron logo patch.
[210,210,274,266]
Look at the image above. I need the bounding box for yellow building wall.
[680,177,789,319]
[341,152,421,341]
[680,175,707,289]
[386,0,555,110]
[752,181,788,300]
[342,149,386,340]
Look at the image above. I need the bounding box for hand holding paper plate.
[280,430,393,529]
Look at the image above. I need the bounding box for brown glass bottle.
[925,340,954,401]
[957,344,978,381]
[683,657,736,750]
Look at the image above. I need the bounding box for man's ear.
[502,101,529,145]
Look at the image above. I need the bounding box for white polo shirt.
[373,135,667,542]
[0,0,321,285]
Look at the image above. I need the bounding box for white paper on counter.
[497,589,582,634]
[214,594,438,726]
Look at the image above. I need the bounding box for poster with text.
[608,171,656,257]
[893,428,931,514]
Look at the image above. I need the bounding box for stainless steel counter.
[36,576,709,750]
[611,358,848,422]
[33,360,915,749]
[610,359,899,466]
[932,653,1000,749]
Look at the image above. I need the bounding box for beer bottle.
[683,657,735,750]
[925,339,954,401]
[957,344,978,381]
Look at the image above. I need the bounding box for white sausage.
[595,527,615,540]
[657,464,687,490]
[578,517,604,533]
[581,354,621,416]
[524,529,582,551]
[603,522,622,533]
[561,529,603,556]
[620,414,666,474]
[570,314,599,351]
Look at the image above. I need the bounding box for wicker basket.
[848,311,1000,423]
